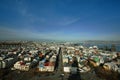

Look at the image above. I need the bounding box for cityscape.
[0,0,120,80]
[0,41,120,80]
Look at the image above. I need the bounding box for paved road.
[35,47,64,80]
[1,47,64,80]
[1,47,81,80]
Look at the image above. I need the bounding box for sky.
[0,0,120,41]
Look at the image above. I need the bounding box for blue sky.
[0,0,120,41]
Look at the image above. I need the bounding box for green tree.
[111,44,116,52]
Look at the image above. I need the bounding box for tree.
[104,46,109,51]
[111,44,116,52]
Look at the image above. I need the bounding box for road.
[0,47,65,80]
[1,47,81,80]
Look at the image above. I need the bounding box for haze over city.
[0,0,120,41]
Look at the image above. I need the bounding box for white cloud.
[59,17,80,26]
[0,26,120,41]
[16,0,30,17]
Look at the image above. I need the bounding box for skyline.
[0,0,120,41]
